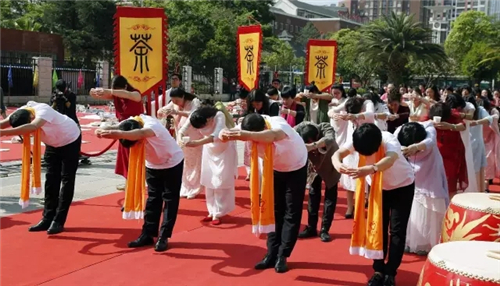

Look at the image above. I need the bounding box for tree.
[445,11,499,66]
[461,42,500,84]
[330,28,377,87]
[262,38,302,71]
[445,11,500,83]
[33,1,116,64]
[296,22,321,46]
[359,12,447,86]
[408,57,453,87]
[146,0,274,81]
[0,0,46,32]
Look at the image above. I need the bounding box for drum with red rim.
[441,193,500,243]
[418,241,500,286]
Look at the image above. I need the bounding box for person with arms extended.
[0,101,81,235]
[178,106,238,225]
[89,75,144,190]
[220,113,308,273]
[295,121,340,242]
[95,114,184,252]
[332,123,415,286]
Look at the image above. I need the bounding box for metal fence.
[53,60,100,95]
[0,57,36,96]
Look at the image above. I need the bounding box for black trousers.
[142,160,183,239]
[307,175,338,232]
[43,135,82,225]
[373,182,415,276]
[267,163,307,258]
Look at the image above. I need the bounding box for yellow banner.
[306,40,337,92]
[119,17,163,94]
[237,26,262,91]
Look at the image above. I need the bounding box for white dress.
[394,121,449,254]
[198,112,238,217]
[340,100,375,192]
[469,106,491,173]
[174,98,204,198]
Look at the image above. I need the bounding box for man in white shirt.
[151,73,182,110]
[0,101,81,235]
[95,114,184,252]
[220,114,308,273]
[332,123,415,286]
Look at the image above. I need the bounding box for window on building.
[280,22,283,30]
[285,23,289,30]
[289,25,293,32]
[295,25,298,32]
[274,21,278,29]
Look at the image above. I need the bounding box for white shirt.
[22,101,80,148]
[151,88,172,109]
[258,116,308,172]
[139,114,184,169]
[342,131,414,190]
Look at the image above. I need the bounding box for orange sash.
[350,146,384,259]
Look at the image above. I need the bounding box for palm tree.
[359,12,448,86]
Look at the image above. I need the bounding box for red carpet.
[0,168,440,286]
[0,107,118,162]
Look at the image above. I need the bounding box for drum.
[418,241,500,286]
[441,193,500,243]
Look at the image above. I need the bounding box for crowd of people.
[0,73,499,286]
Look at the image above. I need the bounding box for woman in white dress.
[158,88,203,199]
[479,99,500,191]
[179,106,238,225]
[394,121,449,255]
[464,95,495,192]
[329,96,375,217]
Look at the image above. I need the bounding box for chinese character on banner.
[305,39,338,92]
[114,6,167,95]
[237,25,262,91]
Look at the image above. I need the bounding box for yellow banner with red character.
[237,25,262,91]
[114,6,167,95]
[305,40,338,92]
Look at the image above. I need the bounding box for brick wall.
[0,28,64,63]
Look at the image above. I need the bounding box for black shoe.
[383,275,395,286]
[154,239,168,252]
[254,254,276,270]
[298,226,317,239]
[368,273,384,286]
[345,213,354,219]
[319,231,331,242]
[47,221,64,235]
[274,256,288,273]
[28,220,51,232]
[128,234,154,248]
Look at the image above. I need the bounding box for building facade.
[0,28,64,63]
[427,0,500,44]
[359,0,432,26]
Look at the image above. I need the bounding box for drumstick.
[486,250,500,260]
[489,194,500,202]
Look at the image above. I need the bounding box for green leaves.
[444,11,500,83]
[357,12,447,86]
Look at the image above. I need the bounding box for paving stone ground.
[0,142,245,217]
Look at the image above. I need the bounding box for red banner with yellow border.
[114,6,167,95]
[237,25,262,91]
[305,40,338,92]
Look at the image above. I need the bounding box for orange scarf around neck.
[250,120,274,235]
[350,145,385,260]
[19,107,42,208]
[122,116,146,220]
